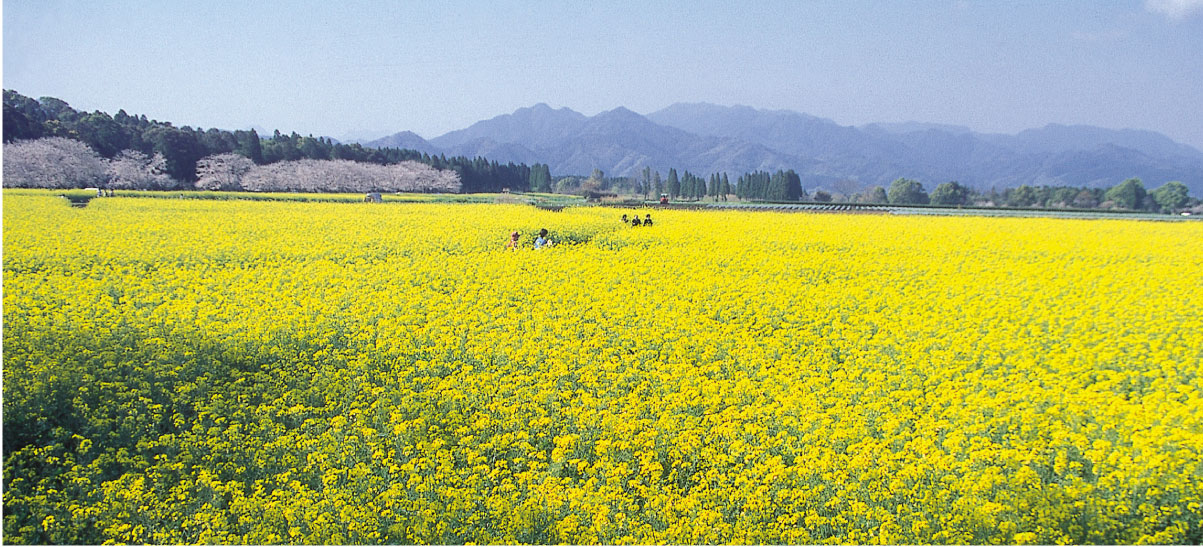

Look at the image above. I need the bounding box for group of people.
[621,213,654,227]
[507,228,553,250]
[506,212,655,250]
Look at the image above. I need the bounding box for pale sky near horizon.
[4,0,1203,149]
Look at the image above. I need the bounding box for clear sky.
[4,0,1203,149]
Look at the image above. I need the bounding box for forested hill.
[2,90,530,193]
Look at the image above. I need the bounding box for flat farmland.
[3,191,1202,544]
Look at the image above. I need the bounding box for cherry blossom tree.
[195,153,255,191]
[3,137,107,188]
[107,150,174,189]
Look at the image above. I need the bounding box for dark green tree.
[3,102,42,142]
[765,170,803,201]
[298,135,329,160]
[784,170,803,201]
[142,125,203,183]
[37,96,78,123]
[529,163,552,192]
[235,129,264,164]
[4,90,51,131]
[667,168,680,199]
[930,181,970,206]
[1150,181,1189,212]
[72,112,131,158]
[739,171,771,200]
[1104,177,1146,209]
[887,178,929,205]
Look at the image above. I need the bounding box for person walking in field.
[643,214,653,226]
[631,215,642,227]
[507,231,520,250]
[621,214,629,224]
[535,228,552,249]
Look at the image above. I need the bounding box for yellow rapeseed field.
[3,191,1202,544]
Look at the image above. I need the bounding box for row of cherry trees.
[3,137,460,193]
[195,154,460,193]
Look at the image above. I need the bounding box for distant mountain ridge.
[361,130,440,155]
[364,103,1203,195]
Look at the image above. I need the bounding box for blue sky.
[5,0,1203,149]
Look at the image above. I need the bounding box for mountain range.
[363,103,1203,194]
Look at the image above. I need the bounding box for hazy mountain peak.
[431,103,588,149]
[512,103,585,118]
[363,130,438,153]
[595,106,644,120]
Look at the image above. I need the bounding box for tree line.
[857,177,1193,214]
[546,165,1196,214]
[3,90,527,193]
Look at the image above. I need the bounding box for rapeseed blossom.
[3,191,1201,544]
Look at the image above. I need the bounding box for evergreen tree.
[783,170,802,201]
[667,168,680,199]
[528,163,552,192]
[768,170,787,200]
[235,129,264,164]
